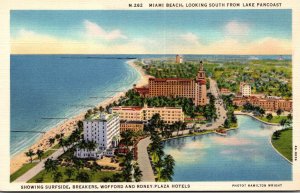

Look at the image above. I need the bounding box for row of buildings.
[76,59,207,159]
[226,82,292,112]
[134,61,208,106]
[233,96,292,112]
[75,105,184,159]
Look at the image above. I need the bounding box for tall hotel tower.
[147,61,207,106]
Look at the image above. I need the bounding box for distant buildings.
[240,82,251,97]
[134,61,207,106]
[75,113,120,159]
[233,96,292,112]
[112,105,184,124]
[176,55,183,64]
[220,88,233,95]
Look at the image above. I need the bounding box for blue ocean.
[10,55,142,156]
[10,54,291,156]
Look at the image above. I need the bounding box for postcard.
[0,0,299,191]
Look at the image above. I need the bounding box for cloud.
[11,29,146,54]
[224,20,250,37]
[180,32,199,44]
[84,20,127,41]
[162,33,291,55]
[11,29,291,55]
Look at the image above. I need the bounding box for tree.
[99,106,104,112]
[53,171,63,182]
[266,113,273,121]
[86,141,97,151]
[120,131,134,149]
[276,109,283,116]
[160,155,175,182]
[55,134,61,140]
[25,149,35,163]
[36,149,44,161]
[48,137,55,146]
[273,130,281,140]
[73,158,84,171]
[280,119,287,127]
[76,172,90,182]
[59,138,67,152]
[224,119,230,128]
[44,158,58,175]
[287,113,292,120]
[65,167,75,181]
[133,164,143,182]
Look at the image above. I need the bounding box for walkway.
[137,137,155,182]
[14,147,65,182]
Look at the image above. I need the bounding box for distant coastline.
[10,58,149,174]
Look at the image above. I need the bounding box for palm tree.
[163,155,175,174]
[44,158,58,175]
[133,164,143,182]
[55,134,61,140]
[25,149,35,163]
[76,172,90,182]
[99,106,104,112]
[73,158,84,171]
[65,167,75,181]
[48,137,55,147]
[266,113,273,121]
[155,158,164,180]
[273,130,281,140]
[53,171,63,182]
[120,131,133,149]
[280,119,287,127]
[91,162,102,175]
[77,121,84,132]
[78,140,87,150]
[87,141,97,151]
[36,149,44,161]
[59,138,67,152]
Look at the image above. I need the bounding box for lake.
[163,115,292,181]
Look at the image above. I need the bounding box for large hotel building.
[233,96,292,112]
[75,113,120,159]
[112,105,184,124]
[135,61,207,106]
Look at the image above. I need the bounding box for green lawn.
[272,129,292,162]
[28,166,119,183]
[10,162,38,182]
[259,116,287,124]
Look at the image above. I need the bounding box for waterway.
[163,115,292,181]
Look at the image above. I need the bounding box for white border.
[0,0,299,191]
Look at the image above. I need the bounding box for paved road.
[14,148,65,182]
[137,137,155,182]
[195,78,227,130]
[208,78,227,127]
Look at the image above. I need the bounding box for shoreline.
[234,111,280,126]
[10,59,150,174]
[269,136,292,165]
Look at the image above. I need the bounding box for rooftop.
[149,77,193,82]
[85,113,118,121]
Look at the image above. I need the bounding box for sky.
[10,10,292,55]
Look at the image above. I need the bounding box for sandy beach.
[10,59,150,174]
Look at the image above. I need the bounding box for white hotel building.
[240,82,251,97]
[75,113,120,159]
